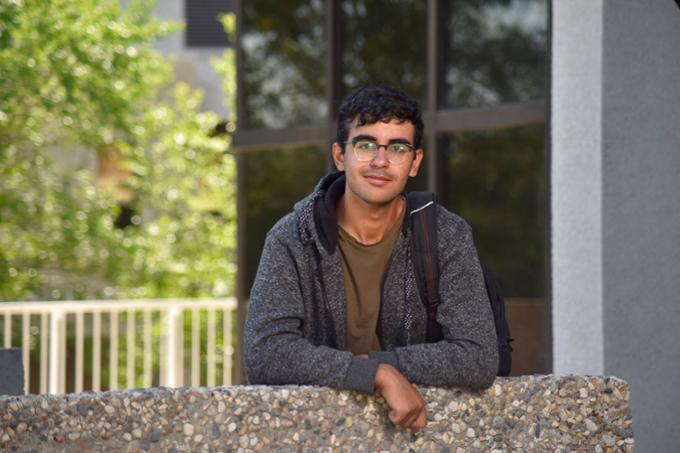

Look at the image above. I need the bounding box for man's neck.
[336,190,404,245]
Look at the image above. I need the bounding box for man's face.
[332,118,423,206]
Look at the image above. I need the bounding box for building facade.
[157,1,680,450]
[233,0,551,380]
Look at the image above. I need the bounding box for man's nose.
[370,147,389,167]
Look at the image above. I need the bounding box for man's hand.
[374,363,427,430]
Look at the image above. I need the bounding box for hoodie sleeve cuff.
[368,350,399,369]
[341,357,380,394]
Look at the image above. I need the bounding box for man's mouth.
[363,173,392,186]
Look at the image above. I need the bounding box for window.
[241,146,327,290]
[235,0,550,375]
[241,0,326,128]
[441,0,548,108]
[339,0,427,105]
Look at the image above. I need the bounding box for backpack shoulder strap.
[406,192,443,343]
[407,193,514,376]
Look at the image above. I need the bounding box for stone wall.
[0,375,633,452]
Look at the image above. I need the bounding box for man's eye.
[356,141,376,150]
[388,144,409,153]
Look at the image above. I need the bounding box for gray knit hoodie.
[244,172,498,394]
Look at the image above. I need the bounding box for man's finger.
[388,409,405,426]
[411,405,427,430]
[399,407,419,428]
[404,401,426,429]
[390,406,419,428]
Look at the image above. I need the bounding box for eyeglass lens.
[352,140,412,164]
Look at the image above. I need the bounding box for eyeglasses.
[343,139,415,165]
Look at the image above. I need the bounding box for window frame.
[232,0,553,380]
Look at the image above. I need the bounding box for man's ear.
[409,149,424,177]
[332,142,345,171]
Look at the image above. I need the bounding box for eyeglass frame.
[341,137,416,165]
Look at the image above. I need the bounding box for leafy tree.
[0,0,237,301]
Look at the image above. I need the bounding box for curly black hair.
[335,85,424,150]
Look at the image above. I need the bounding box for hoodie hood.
[294,171,346,255]
[294,171,428,256]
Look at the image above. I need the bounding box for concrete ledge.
[0,375,633,451]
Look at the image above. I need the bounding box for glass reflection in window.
[442,0,548,108]
[242,0,327,129]
[441,125,547,298]
[242,146,327,293]
[339,0,427,107]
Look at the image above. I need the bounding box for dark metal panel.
[234,0,247,385]
[232,125,330,152]
[235,0,245,140]
[185,0,235,47]
[434,101,546,133]
[325,0,342,173]
[235,153,247,385]
[426,0,441,194]
[326,0,342,122]
[543,0,554,373]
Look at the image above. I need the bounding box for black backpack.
[407,192,513,377]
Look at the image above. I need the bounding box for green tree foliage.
[0,0,236,301]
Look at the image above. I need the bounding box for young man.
[244,85,498,430]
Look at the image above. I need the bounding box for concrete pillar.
[551,0,605,375]
[552,1,680,450]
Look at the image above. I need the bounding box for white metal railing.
[0,298,237,395]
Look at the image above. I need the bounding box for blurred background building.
[153,0,235,118]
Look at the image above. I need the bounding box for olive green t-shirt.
[337,204,405,355]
